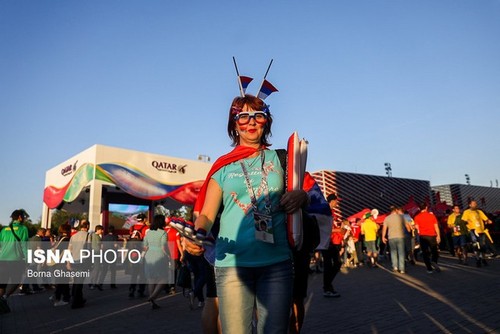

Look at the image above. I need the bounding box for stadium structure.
[311,170,432,220]
[431,184,500,214]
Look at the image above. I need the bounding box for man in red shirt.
[414,204,441,273]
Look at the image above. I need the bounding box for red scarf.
[193,145,263,213]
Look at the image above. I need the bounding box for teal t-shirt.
[212,150,291,267]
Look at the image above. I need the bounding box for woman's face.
[234,103,267,147]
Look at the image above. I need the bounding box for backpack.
[130,224,148,240]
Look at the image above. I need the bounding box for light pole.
[384,162,392,177]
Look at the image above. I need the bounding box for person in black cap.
[322,194,342,298]
[129,213,149,240]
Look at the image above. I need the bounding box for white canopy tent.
[42,144,212,231]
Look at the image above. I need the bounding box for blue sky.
[1,0,500,225]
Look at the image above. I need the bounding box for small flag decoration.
[257,79,278,100]
[239,76,253,94]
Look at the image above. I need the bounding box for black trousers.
[419,235,439,271]
[321,244,342,291]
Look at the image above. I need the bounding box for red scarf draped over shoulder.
[193,145,263,214]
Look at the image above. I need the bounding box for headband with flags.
[233,57,278,100]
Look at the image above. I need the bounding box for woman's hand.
[280,189,309,214]
[184,238,205,256]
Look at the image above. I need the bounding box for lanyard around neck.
[239,151,271,214]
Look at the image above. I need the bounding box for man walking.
[382,206,410,274]
[447,205,469,264]
[361,212,379,268]
[414,204,441,273]
[89,225,104,290]
[99,225,119,289]
[0,209,29,313]
[462,200,492,267]
[67,221,92,308]
[322,194,342,298]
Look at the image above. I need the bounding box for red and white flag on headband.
[239,76,253,94]
[257,79,278,100]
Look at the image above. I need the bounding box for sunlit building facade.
[431,184,500,214]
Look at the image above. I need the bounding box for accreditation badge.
[254,211,274,244]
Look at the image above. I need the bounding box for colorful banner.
[43,162,205,209]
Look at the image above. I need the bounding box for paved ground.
[1,253,499,334]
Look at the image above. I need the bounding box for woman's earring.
[236,131,239,136]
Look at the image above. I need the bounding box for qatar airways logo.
[61,160,78,176]
[151,161,187,174]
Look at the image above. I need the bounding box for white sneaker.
[323,290,341,298]
[54,300,69,307]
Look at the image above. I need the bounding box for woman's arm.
[195,179,223,232]
[185,179,222,256]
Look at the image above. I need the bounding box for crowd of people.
[0,188,498,331]
[312,199,498,282]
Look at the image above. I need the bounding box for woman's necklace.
[245,151,263,169]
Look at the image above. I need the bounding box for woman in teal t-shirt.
[186,94,308,333]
